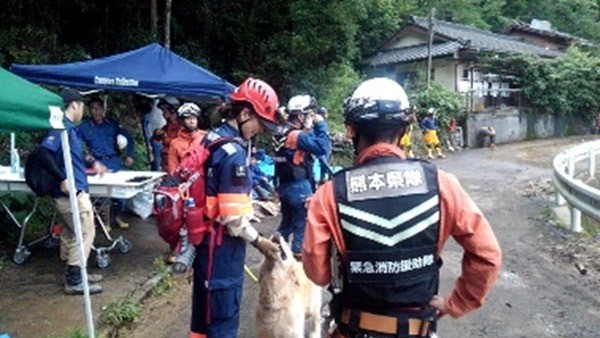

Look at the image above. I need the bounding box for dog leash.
[244,264,258,282]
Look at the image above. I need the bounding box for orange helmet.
[230,78,281,132]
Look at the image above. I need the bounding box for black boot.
[64,265,103,295]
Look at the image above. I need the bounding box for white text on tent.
[94,76,139,87]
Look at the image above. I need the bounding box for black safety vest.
[273,129,313,184]
[333,156,442,312]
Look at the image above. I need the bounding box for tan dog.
[256,233,322,338]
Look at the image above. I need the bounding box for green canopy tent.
[0,67,65,132]
[0,67,96,338]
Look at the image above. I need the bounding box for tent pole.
[60,130,95,338]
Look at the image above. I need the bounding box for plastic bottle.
[179,226,189,254]
[180,197,195,253]
[185,197,196,208]
[10,149,20,174]
[10,134,20,174]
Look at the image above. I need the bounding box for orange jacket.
[157,120,183,172]
[302,142,502,319]
[167,129,207,174]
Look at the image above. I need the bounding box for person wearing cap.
[77,97,136,229]
[37,89,107,295]
[154,96,183,172]
[302,78,501,338]
[167,103,207,174]
[185,78,283,338]
[273,95,329,259]
[421,107,446,159]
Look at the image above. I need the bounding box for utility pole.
[427,7,436,88]
[164,0,172,49]
[151,0,158,40]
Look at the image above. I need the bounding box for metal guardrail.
[553,140,600,232]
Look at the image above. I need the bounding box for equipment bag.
[153,179,184,247]
[153,138,239,247]
[24,147,57,196]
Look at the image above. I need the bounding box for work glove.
[252,235,280,258]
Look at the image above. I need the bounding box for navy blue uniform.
[77,117,134,171]
[41,118,89,197]
[191,123,256,338]
[276,120,329,253]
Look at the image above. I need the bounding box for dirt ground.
[2,136,600,337]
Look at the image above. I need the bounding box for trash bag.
[127,191,154,219]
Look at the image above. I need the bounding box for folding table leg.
[0,197,40,264]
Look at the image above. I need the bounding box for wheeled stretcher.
[0,169,164,268]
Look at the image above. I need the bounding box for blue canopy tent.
[10,43,234,101]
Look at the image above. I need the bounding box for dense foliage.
[410,83,465,126]
[500,48,600,121]
[2,0,600,242]
[3,0,600,124]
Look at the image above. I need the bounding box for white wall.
[432,59,456,91]
[382,27,428,50]
[465,109,560,147]
[364,58,458,91]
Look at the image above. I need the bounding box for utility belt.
[337,307,436,338]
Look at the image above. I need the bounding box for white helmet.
[343,77,410,129]
[287,95,316,115]
[177,102,201,118]
[116,134,128,150]
[159,96,181,110]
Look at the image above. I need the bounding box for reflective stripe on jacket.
[302,143,502,318]
[333,156,441,310]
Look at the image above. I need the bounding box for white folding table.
[0,168,164,267]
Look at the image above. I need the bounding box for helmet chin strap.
[236,116,252,137]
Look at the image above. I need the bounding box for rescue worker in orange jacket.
[167,102,207,174]
[189,78,282,338]
[302,78,502,338]
[154,96,183,172]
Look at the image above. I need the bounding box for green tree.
[512,48,600,120]
[409,82,465,126]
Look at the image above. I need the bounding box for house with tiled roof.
[363,16,565,112]
[503,19,593,51]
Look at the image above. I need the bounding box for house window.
[462,69,469,79]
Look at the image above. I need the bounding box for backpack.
[25,147,57,196]
[153,137,239,247]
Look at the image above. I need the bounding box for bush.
[100,297,141,329]
[408,82,465,127]
[511,48,600,122]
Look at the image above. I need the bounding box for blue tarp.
[255,157,342,185]
[10,43,234,101]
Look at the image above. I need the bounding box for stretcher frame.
[0,170,164,267]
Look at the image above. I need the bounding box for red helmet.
[230,78,281,132]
